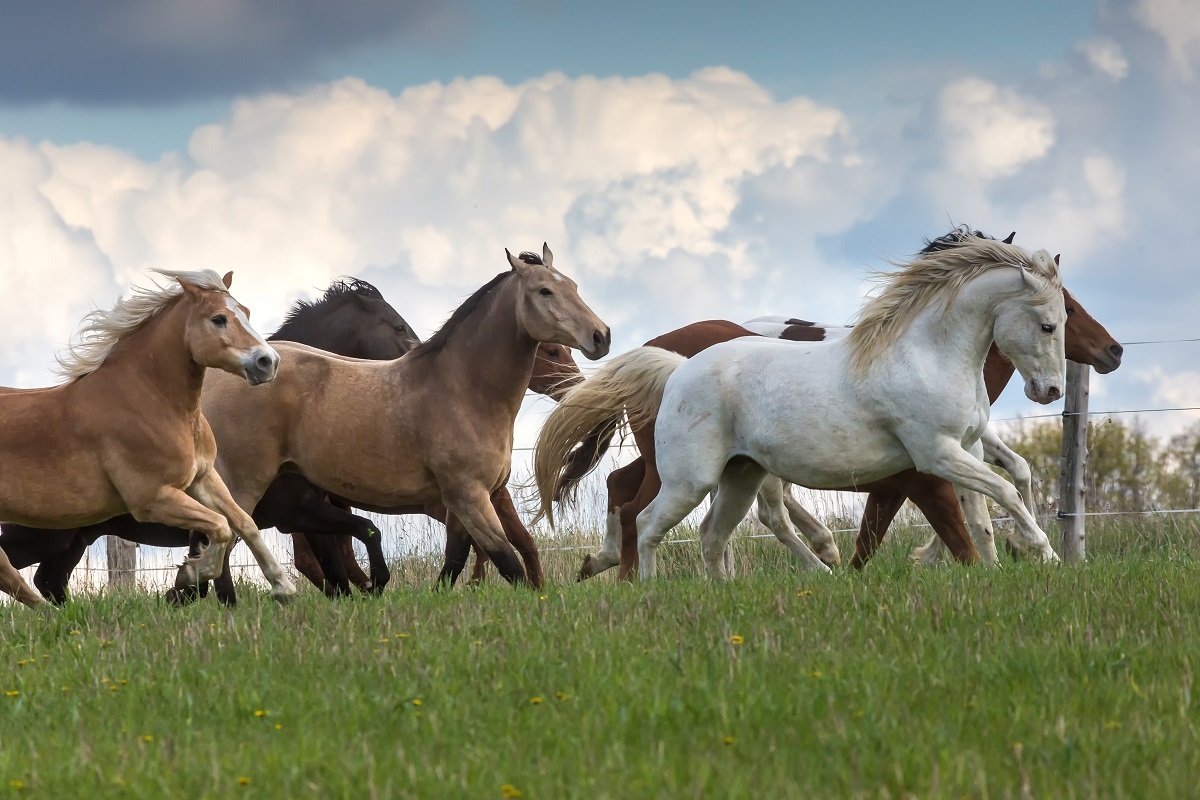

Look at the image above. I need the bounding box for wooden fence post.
[1057,362,1090,563]
[106,536,137,590]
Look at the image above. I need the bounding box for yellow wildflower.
[529,697,543,705]
[723,736,735,745]
[501,785,522,799]
[729,635,744,645]
[237,777,251,786]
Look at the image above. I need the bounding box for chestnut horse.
[292,340,581,594]
[544,230,1121,579]
[170,245,608,591]
[0,270,294,607]
[0,278,422,604]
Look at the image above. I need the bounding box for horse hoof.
[577,554,596,582]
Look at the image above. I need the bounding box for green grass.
[3,517,1200,799]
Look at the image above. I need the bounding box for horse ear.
[1020,266,1048,294]
[176,277,206,301]
[222,271,234,289]
[542,242,554,268]
[506,248,533,275]
[1003,231,1016,244]
[1053,253,1060,266]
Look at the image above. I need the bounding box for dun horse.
[535,233,1067,579]
[171,245,608,590]
[0,270,294,607]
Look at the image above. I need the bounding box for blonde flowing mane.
[845,235,1061,376]
[56,269,229,380]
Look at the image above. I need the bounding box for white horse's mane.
[845,236,1061,376]
[56,269,228,380]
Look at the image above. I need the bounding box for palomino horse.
[293,341,582,594]
[0,270,295,607]
[545,230,1120,580]
[535,233,1067,579]
[0,278,422,604]
[170,245,608,590]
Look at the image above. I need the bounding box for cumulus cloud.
[1076,37,1130,80]
[938,78,1056,180]
[4,68,863,388]
[0,0,462,104]
[1133,0,1200,80]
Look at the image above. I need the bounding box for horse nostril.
[592,329,606,348]
[1109,343,1124,359]
[256,355,275,372]
[1048,386,1062,401]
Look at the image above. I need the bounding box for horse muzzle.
[580,326,612,360]
[1025,378,1063,405]
[243,347,280,386]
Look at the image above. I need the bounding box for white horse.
[535,235,1065,578]
[739,316,1038,566]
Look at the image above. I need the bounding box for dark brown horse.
[549,233,1122,579]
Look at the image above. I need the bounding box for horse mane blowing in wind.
[534,232,1067,580]
[0,269,295,608]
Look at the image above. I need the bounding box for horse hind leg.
[755,474,833,574]
[580,458,645,581]
[777,480,841,567]
[698,461,769,579]
[635,479,712,580]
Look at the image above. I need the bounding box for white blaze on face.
[225,295,271,351]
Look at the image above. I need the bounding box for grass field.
[2,516,1199,799]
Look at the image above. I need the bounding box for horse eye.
[211,314,228,328]
[539,288,553,297]
[1066,307,1076,316]
[1041,323,1055,333]
[394,324,406,333]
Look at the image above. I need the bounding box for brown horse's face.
[180,273,279,385]
[529,343,582,400]
[346,296,422,360]
[509,244,611,360]
[1062,286,1123,374]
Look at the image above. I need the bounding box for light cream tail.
[532,347,686,527]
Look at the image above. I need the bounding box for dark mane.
[408,270,516,358]
[270,277,386,340]
[919,225,995,255]
[517,251,544,265]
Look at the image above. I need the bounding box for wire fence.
[11,334,1200,596]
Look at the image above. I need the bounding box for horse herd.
[0,227,1123,609]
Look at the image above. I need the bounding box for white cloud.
[1132,366,1200,437]
[1134,0,1200,80]
[938,77,1056,180]
[3,68,862,387]
[1076,37,1130,80]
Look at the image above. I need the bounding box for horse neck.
[97,296,206,415]
[982,344,1016,403]
[905,269,1017,383]
[432,277,536,411]
[270,305,348,353]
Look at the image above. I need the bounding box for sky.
[2,0,1199,456]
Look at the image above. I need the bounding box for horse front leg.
[186,472,297,602]
[440,485,527,586]
[915,441,1058,563]
[0,545,47,608]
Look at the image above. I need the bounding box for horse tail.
[533,347,686,527]
[553,415,620,505]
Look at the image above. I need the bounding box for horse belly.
[738,402,913,489]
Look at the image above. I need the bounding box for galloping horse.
[535,233,1067,579]
[293,340,582,595]
[0,270,295,607]
[170,245,608,590]
[551,238,1122,580]
[0,278,421,603]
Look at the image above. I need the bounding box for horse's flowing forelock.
[845,235,1062,376]
[55,269,228,380]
